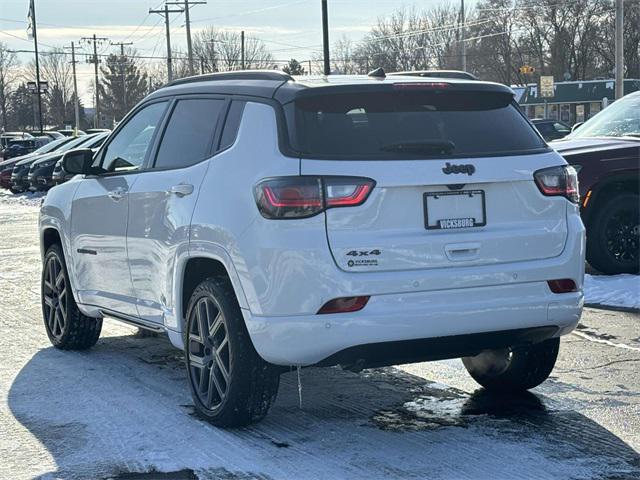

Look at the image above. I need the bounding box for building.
[518,79,640,125]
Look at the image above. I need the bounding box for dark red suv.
[552,91,640,275]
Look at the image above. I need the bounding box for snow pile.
[584,274,640,310]
[0,189,45,207]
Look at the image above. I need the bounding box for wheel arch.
[582,173,639,226]
[174,251,250,337]
[42,227,62,254]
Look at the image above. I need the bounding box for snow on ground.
[584,274,640,310]
[0,188,45,207]
[1,190,639,479]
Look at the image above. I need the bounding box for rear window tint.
[285,90,546,159]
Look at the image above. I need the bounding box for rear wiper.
[380,141,455,155]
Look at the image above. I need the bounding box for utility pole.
[150,4,184,83]
[241,31,245,70]
[321,0,330,75]
[111,41,133,116]
[460,0,466,72]
[27,0,43,132]
[65,42,80,133]
[615,0,624,100]
[167,0,206,76]
[82,34,109,128]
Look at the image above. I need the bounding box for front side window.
[285,89,547,159]
[100,102,167,172]
[154,98,224,169]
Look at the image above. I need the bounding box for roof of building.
[519,79,640,105]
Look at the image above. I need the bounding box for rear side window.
[219,101,245,151]
[285,90,546,159]
[154,98,224,169]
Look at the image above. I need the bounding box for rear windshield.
[285,90,547,159]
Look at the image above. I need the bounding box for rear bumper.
[244,281,583,365]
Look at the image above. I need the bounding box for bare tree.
[193,27,274,73]
[28,48,75,127]
[0,43,19,131]
[331,36,361,74]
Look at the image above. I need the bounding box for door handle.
[168,184,194,197]
[107,187,126,201]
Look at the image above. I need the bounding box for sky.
[0,0,435,106]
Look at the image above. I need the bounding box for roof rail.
[165,70,294,88]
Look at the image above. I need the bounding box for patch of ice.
[584,274,640,309]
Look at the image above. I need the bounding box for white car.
[39,71,585,427]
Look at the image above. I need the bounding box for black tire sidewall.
[184,278,277,426]
[587,193,640,275]
[42,245,70,347]
[462,337,560,392]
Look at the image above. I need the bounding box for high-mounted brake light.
[255,176,375,219]
[534,165,579,203]
[393,82,451,90]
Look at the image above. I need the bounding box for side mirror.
[62,148,94,175]
[571,122,584,133]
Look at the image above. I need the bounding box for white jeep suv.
[39,71,584,427]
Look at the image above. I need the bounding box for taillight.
[534,165,579,203]
[255,176,375,219]
[317,296,370,314]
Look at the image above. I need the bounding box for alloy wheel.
[43,255,67,340]
[604,209,639,263]
[187,297,231,411]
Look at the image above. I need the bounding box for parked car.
[51,133,110,186]
[3,136,51,160]
[57,129,86,137]
[40,71,584,427]
[388,70,478,80]
[0,137,74,192]
[531,119,571,142]
[85,128,111,135]
[41,131,65,140]
[30,132,109,190]
[11,135,98,192]
[552,91,640,274]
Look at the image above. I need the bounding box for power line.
[81,34,109,126]
[166,0,206,75]
[149,4,185,82]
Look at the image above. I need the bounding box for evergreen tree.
[282,59,305,76]
[99,50,149,123]
[8,84,35,130]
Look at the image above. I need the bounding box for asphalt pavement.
[0,195,638,480]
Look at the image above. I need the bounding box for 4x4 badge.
[442,162,476,175]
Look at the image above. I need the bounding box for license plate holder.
[424,190,486,230]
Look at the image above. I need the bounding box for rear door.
[126,96,226,324]
[291,85,569,272]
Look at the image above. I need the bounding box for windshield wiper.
[380,141,455,155]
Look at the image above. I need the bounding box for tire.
[42,244,102,350]
[184,277,280,427]
[462,337,560,392]
[586,192,640,275]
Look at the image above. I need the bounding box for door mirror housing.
[62,149,95,175]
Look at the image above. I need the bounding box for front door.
[127,97,226,325]
[71,100,169,316]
